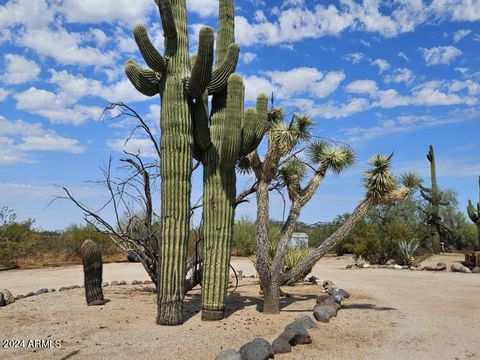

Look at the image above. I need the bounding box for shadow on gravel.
[342,303,396,311]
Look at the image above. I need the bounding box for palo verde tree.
[241,108,420,313]
[419,145,451,250]
[467,176,480,250]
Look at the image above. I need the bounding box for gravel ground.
[0,254,479,360]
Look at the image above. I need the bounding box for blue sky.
[0,0,479,230]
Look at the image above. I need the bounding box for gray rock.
[15,295,25,300]
[215,349,242,360]
[35,288,49,295]
[102,282,109,287]
[333,294,344,304]
[284,321,311,345]
[409,266,417,270]
[0,292,5,307]
[143,280,153,284]
[118,280,126,285]
[435,262,447,271]
[315,304,338,317]
[327,286,350,299]
[59,287,69,292]
[322,280,335,290]
[110,281,119,286]
[132,280,143,285]
[386,259,396,266]
[2,289,15,305]
[451,262,470,273]
[313,306,331,323]
[48,288,55,293]
[472,267,480,273]
[402,265,409,269]
[416,265,425,271]
[387,265,395,269]
[393,264,403,270]
[272,331,293,354]
[316,294,341,310]
[68,285,80,290]
[24,292,34,297]
[239,338,274,360]
[295,315,317,329]
[362,263,371,268]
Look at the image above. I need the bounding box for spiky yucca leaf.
[267,107,284,125]
[400,172,422,190]
[364,154,397,200]
[308,141,355,174]
[271,122,298,156]
[236,156,252,175]
[278,159,307,192]
[293,114,313,142]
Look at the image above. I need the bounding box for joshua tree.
[81,239,104,306]
[419,145,451,249]
[467,176,480,250]
[242,108,419,313]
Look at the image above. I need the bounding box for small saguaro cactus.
[124,0,239,325]
[467,176,480,250]
[419,145,450,246]
[80,240,104,306]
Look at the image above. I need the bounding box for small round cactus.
[81,239,104,306]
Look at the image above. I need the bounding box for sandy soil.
[1,254,479,360]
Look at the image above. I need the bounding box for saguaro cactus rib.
[81,240,104,306]
[156,0,177,39]
[186,27,214,98]
[207,44,240,95]
[133,25,167,73]
[241,94,268,156]
[124,60,160,96]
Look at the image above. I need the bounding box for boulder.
[472,267,480,273]
[2,289,15,305]
[110,281,119,286]
[362,263,371,268]
[316,294,341,310]
[215,349,241,360]
[284,321,311,345]
[68,285,80,289]
[24,292,34,297]
[48,288,55,293]
[295,315,318,329]
[118,280,127,285]
[322,280,335,289]
[239,338,274,360]
[402,265,409,269]
[35,288,49,295]
[435,262,447,271]
[132,280,143,285]
[313,306,331,323]
[272,331,293,354]
[126,250,141,262]
[393,265,403,270]
[59,287,69,292]
[386,259,396,266]
[451,262,470,273]
[327,287,350,299]
[315,304,338,318]
[102,282,109,287]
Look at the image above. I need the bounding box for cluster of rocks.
[215,315,316,360]
[347,259,480,274]
[215,281,351,359]
[451,262,480,273]
[0,280,153,308]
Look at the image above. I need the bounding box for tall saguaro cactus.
[125,0,240,325]
[467,176,480,250]
[419,145,450,247]
[81,240,104,306]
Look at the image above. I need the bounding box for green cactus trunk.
[80,240,104,306]
[467,176,480,250]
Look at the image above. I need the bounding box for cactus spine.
[467,176,480,250]
[419,145,450,247]
[125,0,240,325]
[80,240,104,306]
[193,1,268,321]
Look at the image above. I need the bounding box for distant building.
[287,232,308,248]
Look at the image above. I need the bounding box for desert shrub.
[54,224,117,257]
[283,247,312,271]
[397,239,420,265]
[232,217,257,256]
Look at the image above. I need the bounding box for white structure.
[287,232,308,248]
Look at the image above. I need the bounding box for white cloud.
[60,0,153,25]
[346,80,378,95]
[384,68,414,85]
[0,88,8,101]
[398,51,410,61]
[0,115,86,164]
[0,0,54,29]
[453,29,471,42]
[241,52,257,64]
[371,58,391,74]
[186,0,218,18]
[2,54,41,84]
[343,52,364,64]
[107,138,157,158]
[420,45,462,65]
[430,0,480,22]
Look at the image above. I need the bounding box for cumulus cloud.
[343,52,364,64]
[384,68,415,85]
[2,54,41,85]
[241,52,257,64]
[186,0,218,18]
[453,29,472,42]
[0,88,8,101]
[420,45,462,65]
[371,58,391,74]
[107,138,157,158]
[0,115,85,164]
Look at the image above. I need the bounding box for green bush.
[232,217,257,256]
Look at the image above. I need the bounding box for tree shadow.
[342,303,396,311]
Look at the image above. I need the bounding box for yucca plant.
[398,239,420,266]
